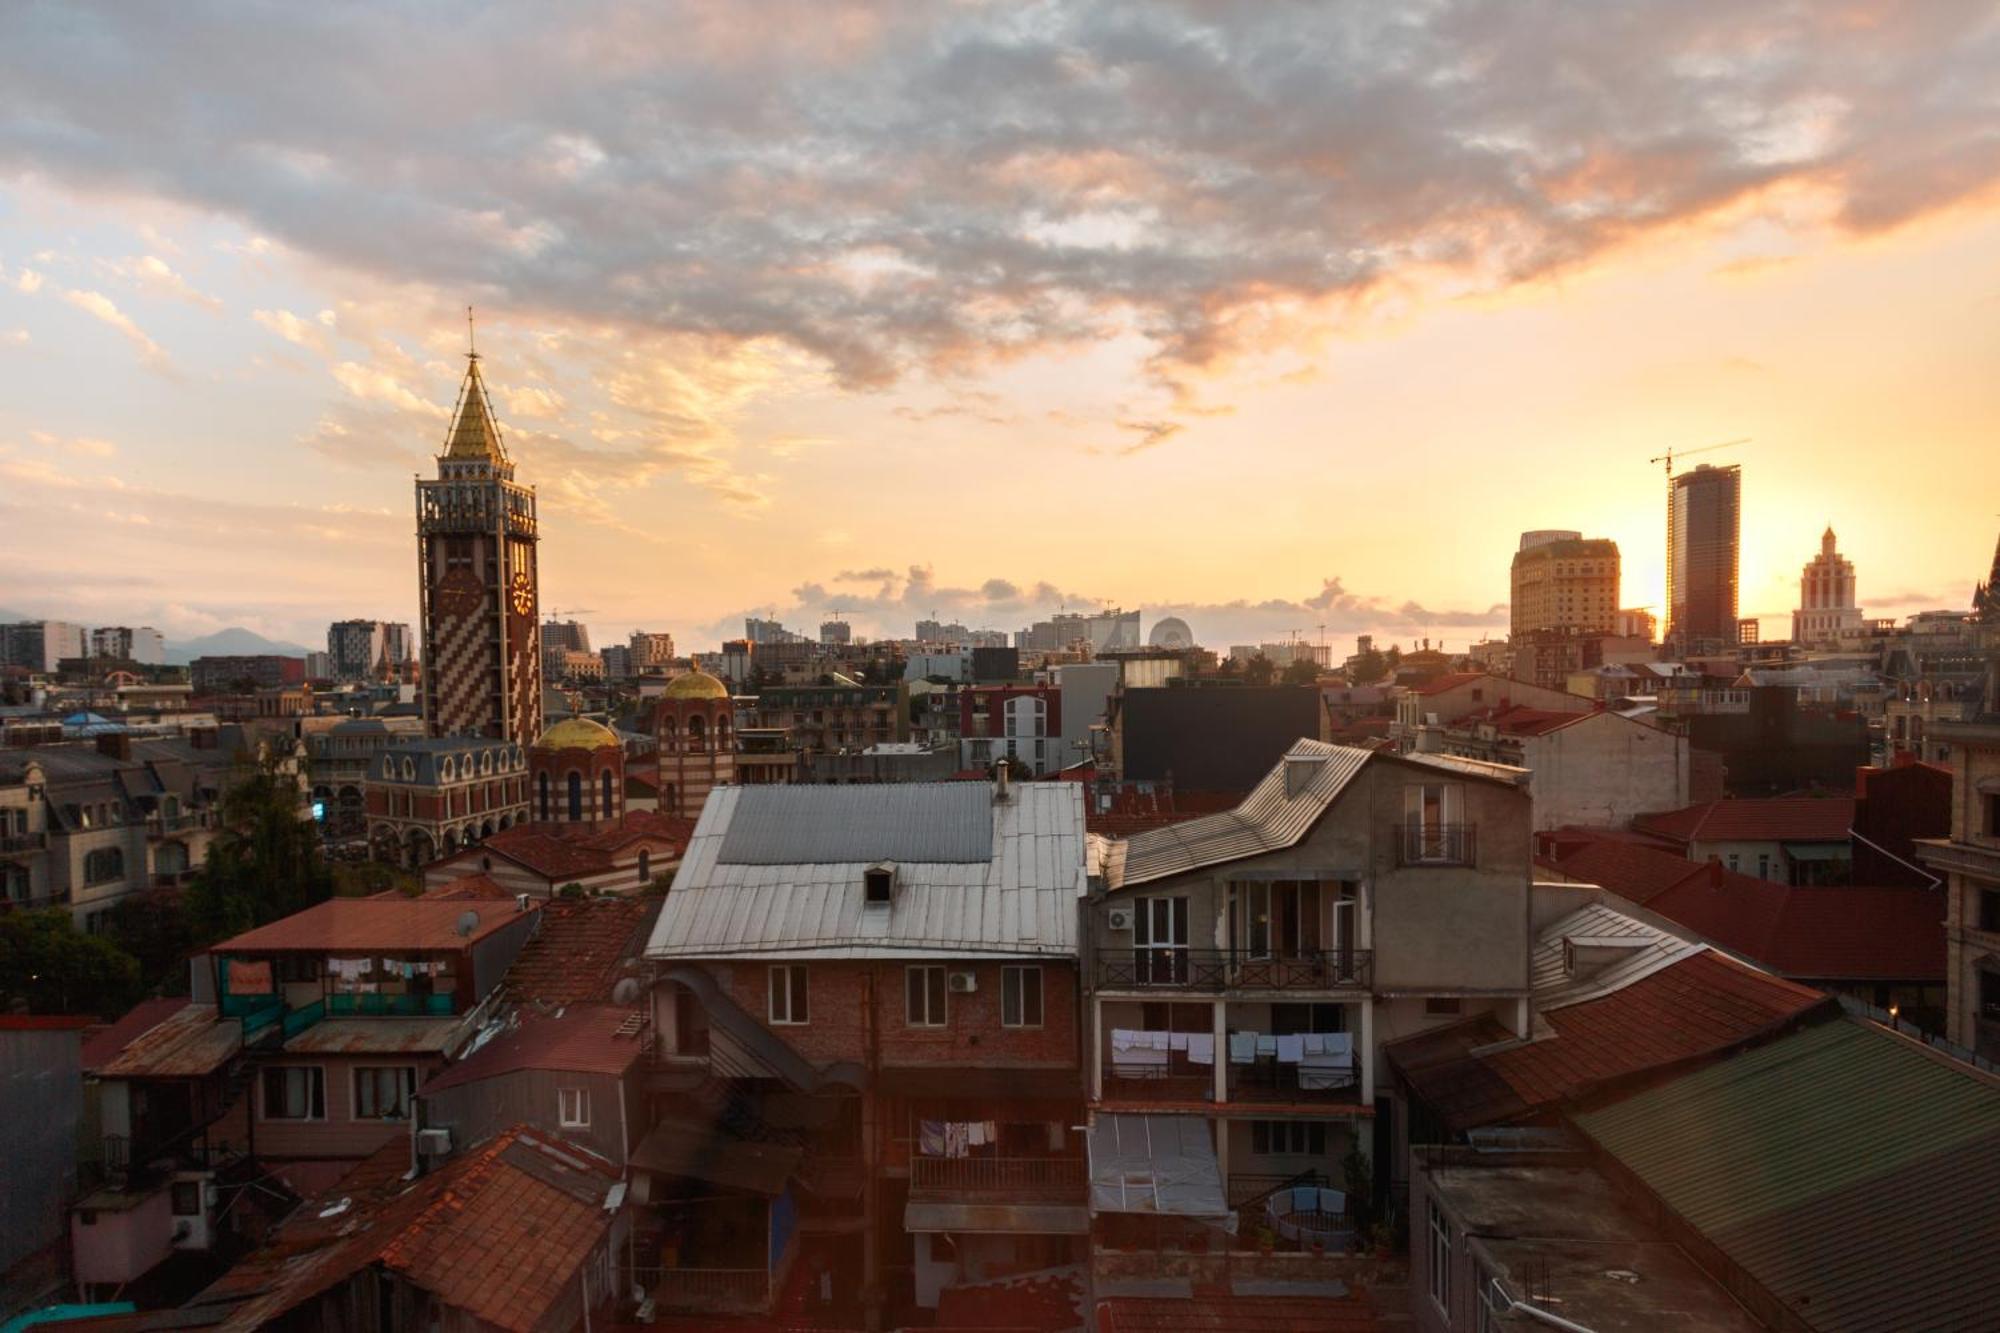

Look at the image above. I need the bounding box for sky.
[1,1,1996,656]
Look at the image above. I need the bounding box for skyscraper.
[1791,527,1862,646]
[416,331,542,742]
[1666,464,1741,651]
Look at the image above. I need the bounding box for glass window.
[353,1066,415,1120]
[1002,965,1043,1027]
[1429,1198,1454,1314]
[559,1086,590,1128]
[1250,1120,1327,1155]
[262,1066,324,1120]
[906,965,947,1027]
[769,964,809,1025]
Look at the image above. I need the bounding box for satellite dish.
[612,977,643,1006]
[455,910,481,938]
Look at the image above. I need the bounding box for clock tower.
[416,321,542,744]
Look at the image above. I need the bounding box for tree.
[104,890,197,995]
[1349,647,1388,684]
[1244,653,1276,686]
[185,753,333,944]
[0,909,142,1015]
[1281,657,1321,685]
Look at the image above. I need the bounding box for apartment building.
[1920,703,2000,1059]
[362,737,531,866]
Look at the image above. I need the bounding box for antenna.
[466,305,477,360]
[455,909,481,938]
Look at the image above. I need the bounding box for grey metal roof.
[1531,900,1703,1009]
[1573,1016,2000,1333]
[716,783,994,865]
[644,780,1086,959]
[1087,1112,1232,1222]
[1109,740,1370,888]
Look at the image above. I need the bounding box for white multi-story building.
[1791,526,1863,646]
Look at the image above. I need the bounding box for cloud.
[13,268,42,294]
[1116,418,1182,455]
[30,430,118,457]
[252,307,332,353]
[0,3,1993,402]
[113,254,221,310]
[60,288,170,370]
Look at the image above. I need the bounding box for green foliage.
[184,754,333,944]
[559,882,587,900]
[0,909,143,1015]
[103,890,196,995]
[1281,657,1321,685]
[331,861,418,899]
[1348,647,1388,684]
[1342,1143,1376,1234]
[1244,653,1276,686]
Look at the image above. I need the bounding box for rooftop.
[1633,795,1858,844]
[418,1005,645,1096]
[215,897,538,954]
[95,1002,240,1079]
[504,895,658,1007]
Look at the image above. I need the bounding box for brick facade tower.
[529,717,625,828]
[655,669,734,819]
[417,328,542,744]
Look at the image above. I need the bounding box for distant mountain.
[0,609,31,625]
[165,627,316,665]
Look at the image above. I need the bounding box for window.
[1429,1198,1454,1314]
[906,965,947,1026]
[262,1066,325,1120]
[1425,997,1463,1017]
[769,964,809,1024]
[1725,854,1739,872]
[567,771,583,822]
[353,1067,415,1120]
[558,1086,590,1128]
[600,769,615,817]
[864,864,894,905]
[1002,965,1043,1027]
[1980,889,2000,934]
[83,846,124,886]
[1250,1120,1327,1155]
[1756,853,1771,880]
[537,771,550,821]
[1986,793,2000,838]
[170,1181,203,1216]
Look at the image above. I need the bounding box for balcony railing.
[1228,1057,1361,1103]
[1391,822,1477,867]
[646,1267,769,1314]
[1095,949,1371,992]
[909,1155,1086,1199]
[0,831,48,854]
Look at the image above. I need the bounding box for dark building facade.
[1112,683,1330,793]
[1667,463,1741,651]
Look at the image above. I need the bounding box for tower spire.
[441,309,506,463]
[467,304,477,360]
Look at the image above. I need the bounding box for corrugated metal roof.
[1531,901,1701,1008]
[716,782,994,864]
[644,781,1086,959]
[97,1003,241,1078]
[283,1015,469,1055]
[1573,1016,2000,1333]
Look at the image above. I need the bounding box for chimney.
[995,759,1011,803]
[96,732,133,762]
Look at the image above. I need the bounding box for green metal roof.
[1574,1017,2000,1332]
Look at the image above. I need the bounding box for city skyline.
[2,4,1998,653]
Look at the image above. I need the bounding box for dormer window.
[864,862,896,905]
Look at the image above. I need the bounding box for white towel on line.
[1324,1032,1354,1060]
[1276,1034,1305,1064]
[1256,1035,1279,1056]
[1111,1028,1137,1051]
[1228,1032,1258,1064]
[1168,1032,1190,1052]
[1185,1034,1215,1065]
[1300,1032,1326,1056]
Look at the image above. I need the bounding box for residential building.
[1084,740,1536,1227]
[1109,683,1331,795]
[739,680,908,756]
[543,617,592,656]
[1509,531,1618,639]
[1919,700,2000,1057]
[1665,463,1741,651]
[746,615,807,644]
[629,629,676,671]
[643,780,1090,1323]
[362,736,530,866]
[654,668,736,819]
[327,618,411,680]
[301,714,425,838]
[1048,661,1117,770]
[189,654,305,692]
[416,341,542,744]
[1631,796,1855,884]
[1,620,87,673]
[1616,607,1657,642]
[1016,608,1141,653]
[423,810,689,898]
[959,682,1061,775]
[1673,684,1870,796]
[89,625,165,666]
[820,618,853,645]
[1415,703,1690,832]
[1392,672,1591,750]
[1792,526,1863,646]
[544,644,606,682]
[599,643,632,679]
[303,649,334,680]
[1851,753,1952,887]
[0,1015,90,1309]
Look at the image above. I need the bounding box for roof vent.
[1284,756,1324,798]
[864,862,896,906]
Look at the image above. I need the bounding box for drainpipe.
[862,963,881,1332]
[1506,1300,1601,1333]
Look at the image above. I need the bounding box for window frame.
[768,963,810,1025]
[1250,1120,1327,1156]
[261,1065,326,1121]
[1001,964,1043,1028]
[906,964,948,1027]
[1428,1197,1454,1315]
[558,1085,591,1129]
[351,1065,417,1121]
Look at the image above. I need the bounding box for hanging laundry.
[1186,1034,1215,1066]
[1168,1032,1190,1052]
[1301,1032,1326,1057]
[967,1122,988,1147]
[1276,1034,1305,1063]
[1111,1028,1138,1051]
[1143,1030,1170,1052]
[919,1121,946,1157]
[1256,1035,1279,1057]
[1228,1032,1258,1064]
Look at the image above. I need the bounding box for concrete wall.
[1524,712,1689,832]
[70,1187,172,1288]
[0,1026,84,1277]
[419,1067,638,1167]
[255,1053,444,1161]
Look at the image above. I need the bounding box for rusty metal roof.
[96,1002,241,1078]
[282,1015,470,1056]
[216,897,536,954]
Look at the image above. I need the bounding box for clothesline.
[1115,1027,1353,1067]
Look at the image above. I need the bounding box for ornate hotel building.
[416,341,543,744]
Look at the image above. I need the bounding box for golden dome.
[663,669,730,701]
[532,717,622,752]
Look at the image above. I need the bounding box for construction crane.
[1648,437,1747,478]
[543,606,595,623]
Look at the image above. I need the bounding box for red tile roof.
[217,897,537,952]
[1545,841,1945,982]
[1633,796,1856,844]
[0,1013,98,1031]
[1098,1291,1378,1332]
[79,997,190,1071]
[1471,704,1594,736]
[480,824,618,880]
[1411,671,1491,696]
[420,1004,645,1095]
[504,896,659,1007]
[935,1264,1082,1330]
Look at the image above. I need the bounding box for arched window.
[600,769,615,818]
[537,771,551,821]
[84,846,124,885]
[638,850,651,884]
[567,771,583,822]
[687,715,706,752]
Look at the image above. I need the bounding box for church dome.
[532,717,622,752]
[664,669,730,701]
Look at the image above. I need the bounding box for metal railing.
[909,1155,1085,1198]
[1102,1062,1215,1102]
[1229,1057,1361,1102]
[1391,822,1477,867]
[1095,949,1371,991]
[0,831,48,854]
[646,1267,769,1313]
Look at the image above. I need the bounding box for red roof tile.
[0,1013,98,1031]
[79,997,190,1071]
[504,896,659,1007]
[480,825,617,879]
[217,897,537,953]
[1633,796,1856,844]
[419,1004,645,1095]
[1411,671,1491,696]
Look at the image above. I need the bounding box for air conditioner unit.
[1105,907,1134,933]
[946,970,978,994]
[416,1127,453,1157]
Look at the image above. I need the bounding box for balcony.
[908,1154,1085,1201]
[1095,949,1371,992]
[642,1266,769,1315]
[0,831,48,855]
[147,810,216,836]
[1390,822,1477,867]
[1228,1056,1361,1104]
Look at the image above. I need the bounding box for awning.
[903,1201,1091,1235]
[1086,1113,1234,1226]
[630,1119,803,1196]
[1783,842,1848,862]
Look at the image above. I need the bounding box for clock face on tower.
[436,570,483,617]
[510,570,535,618]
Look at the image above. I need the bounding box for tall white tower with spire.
[1791,526,1862,647]
[416,313,542,742]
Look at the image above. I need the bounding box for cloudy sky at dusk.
[1,2,1996,653]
